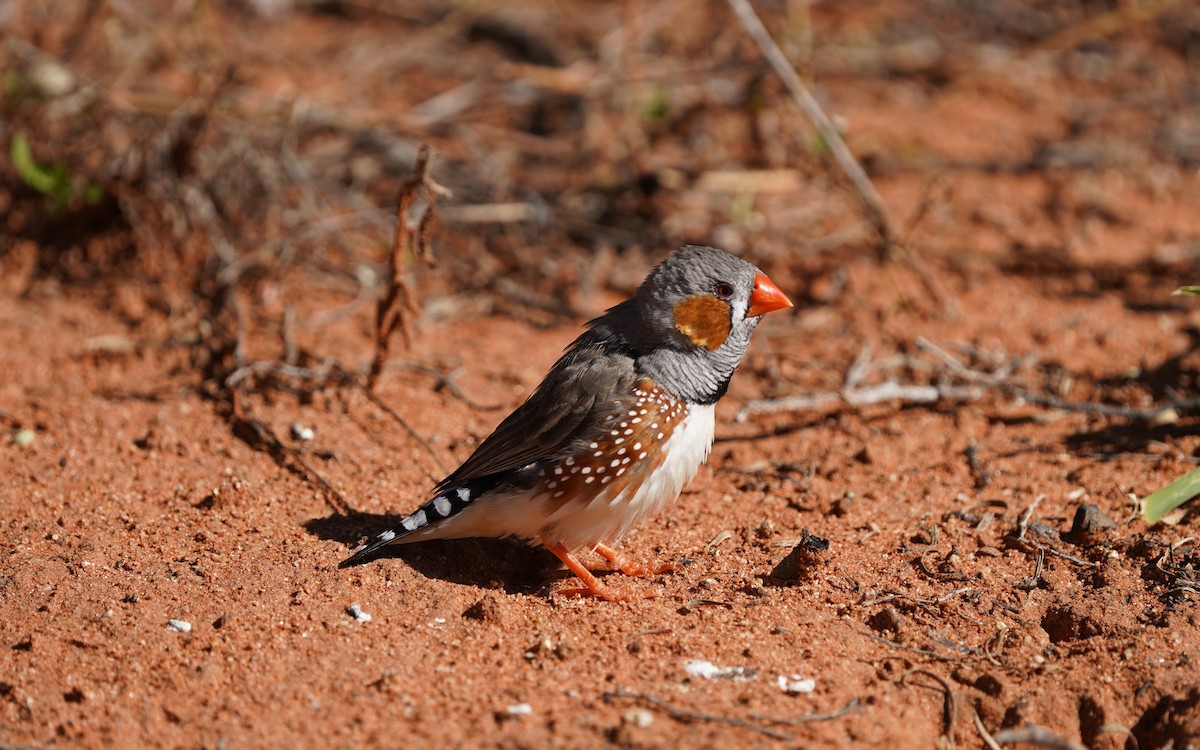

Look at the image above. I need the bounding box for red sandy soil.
[4,2,1200,749]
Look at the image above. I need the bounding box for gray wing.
[433,343,636,493]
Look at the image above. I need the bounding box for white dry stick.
[843,383,982,407]
[992,725,1088,750]
[440,203,538,224]
[1015,494,1046,544]
[844,342,874,388]
[736,382,982,421]
[726,0,892,246]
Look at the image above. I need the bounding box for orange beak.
[746,273,793,317]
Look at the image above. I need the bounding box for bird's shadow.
[305,513,562,595]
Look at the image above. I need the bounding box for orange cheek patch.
[672,295,732,350]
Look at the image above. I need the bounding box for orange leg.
[594,543,678,577]
[541,538,656,602]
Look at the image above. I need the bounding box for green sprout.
[1143,466,1200,524]
[1142,283,1200,523]
[11,132,67,196]
[10,131,103,212]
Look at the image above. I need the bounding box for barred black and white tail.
[339,486,476,567]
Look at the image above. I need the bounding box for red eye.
[715,282,734,300]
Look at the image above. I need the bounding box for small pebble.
[166,619,192,633]
[29,60,76,97]
[347,603,372,623]
[623,708,654,728]
[506,703,532,716]
[291,423,315,441]
[1067,503,1117,543]
[685,659,757,681]
[777,675,815,694]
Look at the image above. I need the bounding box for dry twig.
[1011,494,1097,580]
[751,698,862,725]
[369,145,451,390]
[992,725,1087,750]
[234,416,355,515]
[355,383,451,476]
[916,338,1200,420]
[963,441,992,489]
[737,375,981,421]
[1015,494,1045,544]
[604,689,794,741]
[856,630,956,662]
[973,708,1004,750]
[741,334,1200,423]
[1015,546,1045,591]
[726,0,891,248]
[220,358,451,496]
[900,669,958,750]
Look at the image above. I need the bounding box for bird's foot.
[542,538,663,602]
[594,543,678,577]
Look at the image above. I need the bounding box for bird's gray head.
[615,245,793,404]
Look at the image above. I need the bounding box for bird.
[341,245,793,600]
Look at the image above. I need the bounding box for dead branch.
[604,689,794,741]
[750,698,862,725]
[1040,545,1096,568]
[913,337,1014,386]
[900,669,958,750]
[918,548,971,582]
[1032,0,1187,54]
[739,335,1200,423]
[726,0,891,248]
[200,248,355,516]
[368,145,451,391]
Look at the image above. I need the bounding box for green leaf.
[11,132,63,195]
[1142,466,1200,524]
[1172,286,1200,296]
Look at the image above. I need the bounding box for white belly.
[544,403,715,550]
